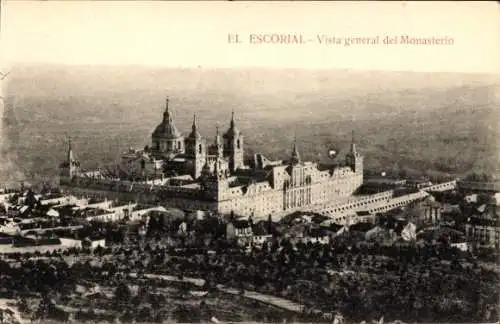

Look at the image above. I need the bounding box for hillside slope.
[2,65,498,185]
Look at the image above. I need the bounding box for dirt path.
[216,285,305,313]
[128,272,309,314]
[0,298,26,324]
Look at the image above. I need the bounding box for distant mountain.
[9,64,499,97]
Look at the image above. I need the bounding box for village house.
[226,219,252,246]
[349,222,376,239]
[355,210,377,224]
[465,217,500,248]
[82,236,106,249]
[251,221,273,247]
[405,179,433,190]
[72,198,113,211]
[417,225,467,248]
[419,196,442,225]
[450,239,469,252]
[471,203,498,220]
[306,228,331,245]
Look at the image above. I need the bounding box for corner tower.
[345,130,363,174]
[290,137,301,165]
[59,137,80,179]
[185,113,206,179]
[200,157,228,202]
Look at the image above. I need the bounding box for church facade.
[59,98,364,219]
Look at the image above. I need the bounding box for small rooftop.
[466,217,499,227]
[76,208,112,218]
[40,193,65,200]
[349,222,375,233]
[253,222,272,236]
[132,204,154,211]
[309,227,330,237]
[231,219,251,229]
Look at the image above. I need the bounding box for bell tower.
[223,110,244,172]
[59,137,80,179]
[215,125,223,158]
[185,113,206,179]
[290,136,301,165]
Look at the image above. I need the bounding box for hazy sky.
[1,1,499,73]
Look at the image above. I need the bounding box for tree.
[137,305,153,322]
[173,305,197,323]
[151,294,163,313]
[25,189,37,208]
[17,297,29,314]
[114,282,131,309]
[355,254,363,267]
[33,294,53,320]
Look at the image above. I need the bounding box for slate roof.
[232,220,251,229]
[349,222,375,233]
[252,222,272,236]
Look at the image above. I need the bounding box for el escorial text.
[227,33,455,46]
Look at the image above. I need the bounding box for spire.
[224,109,240,138]
[214,124,223,158]
[214,158,223,178]
[215,125,221,144]
[67,136,74,162]
[350,130,357,153]
[163,97,172,123]
[290,136,301,164]
[230,109,235,129]
[188,113,201,139]
[192,113,197,132]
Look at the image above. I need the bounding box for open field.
[1,64,499,186]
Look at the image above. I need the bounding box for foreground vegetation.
[0,232,498,323]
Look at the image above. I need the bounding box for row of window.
[284,188,312,209]
[153,140,183,151]
[319,194,401,215]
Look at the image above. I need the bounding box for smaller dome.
[188,113,202,140]
[290,142,301,164]
[223,126,240,139]
[188,128,201,139]
[223,111,240,138]
[201,161,211,176]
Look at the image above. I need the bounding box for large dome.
[152,100,182,139]
[153,120,182,139]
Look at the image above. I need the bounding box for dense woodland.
[0,224,499,323]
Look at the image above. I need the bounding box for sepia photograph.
[0,1,499,323]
